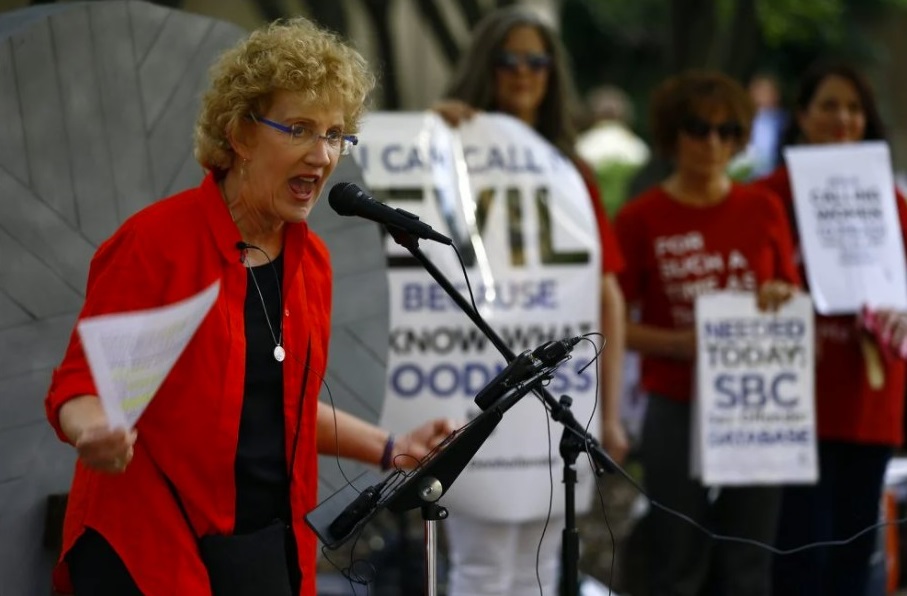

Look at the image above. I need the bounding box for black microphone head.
[328,182,363,216]
[532,336,582,367]
[236,241,249,250]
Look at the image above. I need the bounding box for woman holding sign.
[615,70,801,596]
[45,18,454,596]
[432,6,628,595]
[752,62,907,596]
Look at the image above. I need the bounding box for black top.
[234,252,289,533]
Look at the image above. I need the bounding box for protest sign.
[785,142,907,314]
[356,112,601,520]
[694,292,817,485]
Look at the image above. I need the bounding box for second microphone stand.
[388,228,616,596]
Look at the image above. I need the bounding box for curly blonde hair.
[194,17,375,173]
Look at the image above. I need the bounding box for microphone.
[532,336,582,369]
[473,337,581,411]
[328,182,453,245]
[474,350,538,411]
[328,484,382,539]
[235,241,249,263]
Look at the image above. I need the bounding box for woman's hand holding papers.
[59,395,137,474]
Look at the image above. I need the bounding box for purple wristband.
[380,434,395,471]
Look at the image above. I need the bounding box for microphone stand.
[306,332,554,594]
[382,371,550,596]
[387,228,616,596]
[554,395,584,596]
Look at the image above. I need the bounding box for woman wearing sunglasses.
[751,62,907,596]
[433,6,627,596]
[614,70,800,596]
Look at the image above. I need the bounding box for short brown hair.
[194,17,375,174]
[649,69,754,158]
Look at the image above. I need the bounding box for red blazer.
[46,174,331,595]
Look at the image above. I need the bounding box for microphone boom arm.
[389,229,616,476]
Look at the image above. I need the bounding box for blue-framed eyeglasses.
[251,115,358,155]
[494,51,552,73]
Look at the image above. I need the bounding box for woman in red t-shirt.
[615,70,800,596]
[751,62,907,596]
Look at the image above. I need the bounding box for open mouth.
[288,176,317,200]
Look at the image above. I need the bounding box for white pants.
[444,513,563,596]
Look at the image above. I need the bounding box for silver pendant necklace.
[242,246,285,363]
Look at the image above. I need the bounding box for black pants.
[67,527,302,595]
[640,395,781,596]
[772,440,891,596]
[68,528,143,596]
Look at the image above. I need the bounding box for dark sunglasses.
[681,117,743,141]
[494,51,552,72]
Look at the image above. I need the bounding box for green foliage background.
[561,0,907,136]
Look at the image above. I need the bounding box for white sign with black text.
[694,292,817,486]
[785,142,907,315]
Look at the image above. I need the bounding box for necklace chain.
[242,246,285,363]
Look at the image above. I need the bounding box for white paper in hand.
[77,280,221,429]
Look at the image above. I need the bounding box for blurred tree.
[17,0,904,126]
[564,0,907,85]
[561,0,907,135]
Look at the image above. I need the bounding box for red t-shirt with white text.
[616,184,800,402]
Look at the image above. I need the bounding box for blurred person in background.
[432,6,628,594]
[576,85,651,218]
[615,69,800,596]
[751,61,907,596]
[734,72,788,180]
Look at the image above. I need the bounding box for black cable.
[577,334,616,596]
